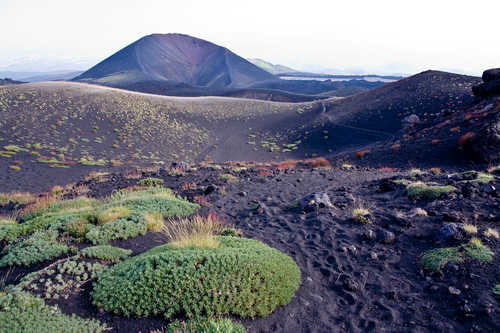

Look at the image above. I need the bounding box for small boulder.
[402,114,421,126]
[448,286,461,296]
[482,68,500,82]
[298,192,333,212]
[437,222,464,242]
[377,230,395,244]
[467,114,500,162]
[171,161,190,170]
[204,184,218,195]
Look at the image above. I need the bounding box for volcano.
[74,33,276,89]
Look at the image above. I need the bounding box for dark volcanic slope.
[74,34,276,89]
[324,70,481,133]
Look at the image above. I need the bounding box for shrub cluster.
[0,230,70,267]
[92,237,301,319]
[0,290,107,333]
[85,215,147,245]
[81,245,132,263]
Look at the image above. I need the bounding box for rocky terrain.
[0,69,499,333]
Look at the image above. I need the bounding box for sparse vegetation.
[137,177,164,186]
[143,212,164,232]
[484,228,499,239]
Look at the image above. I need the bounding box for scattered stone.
[402,114,421,126]
[237,191,247,197]
[343,278,360,292]
[298,192,334,212]
[204,184,218,195]
[364,229,376,241]
[481,184,496,195]
[377,230,395,244]
[448,286,461,296]
[369,251,378,260]
[171,161,190,170]
[309,293,324,302]
[348,245,357,254]
[442,211,462,222]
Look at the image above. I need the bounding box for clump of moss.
[92,237,301,319]
[407,182,456,200]
[420,238,494,272]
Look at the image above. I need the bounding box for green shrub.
[167,318,246,333]
[85,217,147,245]
[81,245,132,263]
[137,177,164,186]
[407,182,457,200]
[0,230,70,267]
[0,290,107,332]
[92,237,300,319]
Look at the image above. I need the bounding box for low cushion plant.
[92,236,301,319]
[0,290,107,333]
[81,245,132,263]
[0,230,70,267]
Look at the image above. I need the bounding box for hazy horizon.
[1,0,499,76]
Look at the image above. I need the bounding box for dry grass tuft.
[163,215,224,249]
[143,212,164,232]
[352,207,371,224]
[484,228,499,239]
[97,206,131,224]
[463,224,478,235]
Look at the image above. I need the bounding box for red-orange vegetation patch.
[391,143,401,151]
[193,194,211,207]
[436,120,451,129]
[355,149,371,159]
[458,132,476,146]
[379,167,398,172]
[449,126,460,133]
[303,157,332,169]
[257,168,273,177]
[431,139,441,146]
[275,160,299,170]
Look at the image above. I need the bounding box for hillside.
[247,58,298,74]
[74,34,276,89]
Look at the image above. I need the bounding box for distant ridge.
[74,33,276,89]
[247,58,298,75]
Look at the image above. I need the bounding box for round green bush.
[91,237,301,319]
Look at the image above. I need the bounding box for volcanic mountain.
[74,33,276,89]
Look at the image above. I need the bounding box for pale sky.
[1,0,499,75]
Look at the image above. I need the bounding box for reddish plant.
[355,149,371,158]
[431,139,440,145]
[193,195,211,207]
[304,157,332,169]
[275,160,298,170]
[458,132,475,146]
